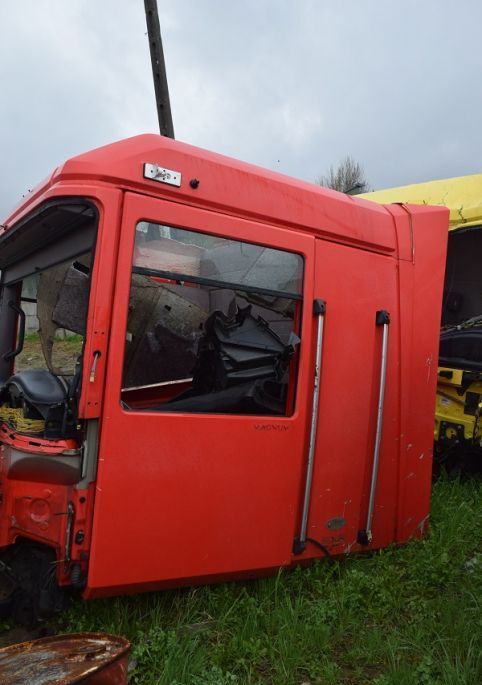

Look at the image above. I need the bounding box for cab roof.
[0,134,442,255]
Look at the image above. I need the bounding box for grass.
[24,331,84,343]
[15,334,84,373]
[63,475,482,684]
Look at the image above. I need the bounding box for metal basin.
[0,632,131,684]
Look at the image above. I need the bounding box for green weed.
[64,475,481,684]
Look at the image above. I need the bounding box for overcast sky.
[1,0,481,219]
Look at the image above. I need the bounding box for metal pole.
[358,310,390,545]
[293,299,326,554]
[144,0,175,138]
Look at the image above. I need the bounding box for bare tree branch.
[317,155,370,194]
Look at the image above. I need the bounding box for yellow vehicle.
[361,175,482,471]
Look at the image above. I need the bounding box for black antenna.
[144,0,175,138]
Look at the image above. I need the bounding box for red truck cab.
[0,135,448,621]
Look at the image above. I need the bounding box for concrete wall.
[23,301,39,334]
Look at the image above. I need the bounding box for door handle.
[358,309,390,545]
[2,301,26,361]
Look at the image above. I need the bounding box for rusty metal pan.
[0,632,131,685]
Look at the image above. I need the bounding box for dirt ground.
[15,337,84,374]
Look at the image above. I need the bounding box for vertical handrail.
[293,299,326,554]
[358,309,390,545]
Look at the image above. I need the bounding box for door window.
[121,222,303,415]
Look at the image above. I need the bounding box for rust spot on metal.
[0,632,130,684]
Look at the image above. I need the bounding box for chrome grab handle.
[293,299,326,554]
[358,310,390,545]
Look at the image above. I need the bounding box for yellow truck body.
[361,176,482,470]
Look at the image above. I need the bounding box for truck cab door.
[87,192,316,596]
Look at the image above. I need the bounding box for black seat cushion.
[7,369,67,407]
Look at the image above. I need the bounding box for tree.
[317,155,370,194]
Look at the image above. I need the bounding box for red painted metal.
[0,424,77,454]
[0,633,130,684]
[0,135,449,601]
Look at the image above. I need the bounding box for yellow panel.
[437,367,464,388]
[360,174,482,230]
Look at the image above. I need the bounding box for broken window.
[12,255,91,377]
[0,201,97,440]
[121,223,303,415]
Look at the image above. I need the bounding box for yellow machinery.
[361,176,482,471]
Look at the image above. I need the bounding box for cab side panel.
[300,241,400,556]
[396,205,449,541]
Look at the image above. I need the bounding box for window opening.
[0,201,97,441]
[122,222,304,415]
[14,254,91,377]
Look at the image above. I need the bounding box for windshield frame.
[0,199,99,384]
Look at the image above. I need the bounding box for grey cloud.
[1,0,481,219]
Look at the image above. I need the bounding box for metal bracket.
[313,299,326,315]
[438,420,465,445]
[376,309,390,326]
[144,163,181,187]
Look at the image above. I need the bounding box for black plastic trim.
[313,299,326,315]
[357,529,370,546]
[376,309,390,326]
[2,302,25,361]
[133,266,302,301]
